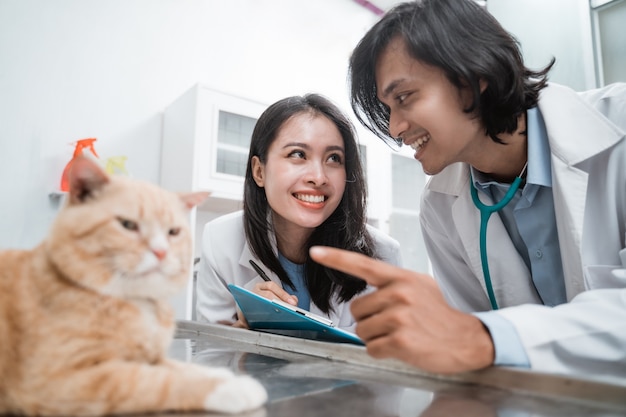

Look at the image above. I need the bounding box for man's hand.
[310,246,494,374]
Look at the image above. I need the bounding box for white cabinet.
[161,84,268,211]
[160,84,268,320]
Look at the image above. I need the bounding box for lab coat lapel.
[237,233,280,286]
[430,164,484,280]
[238,244,267,290]
[450,166,483,284]
[537,84,612,299]
[549,157,587,299]
[238,243,256,273]
[539,84,622,164]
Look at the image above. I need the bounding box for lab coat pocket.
[584,265,626,290]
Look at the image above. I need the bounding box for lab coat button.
[535,250,543,258]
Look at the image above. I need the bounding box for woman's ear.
[251,156,265,187]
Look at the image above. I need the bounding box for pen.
[249,259,271,282]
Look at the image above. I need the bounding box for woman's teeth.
[410,134,430,150]
[295,194,325,203]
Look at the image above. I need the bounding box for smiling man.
[311,0,626,380]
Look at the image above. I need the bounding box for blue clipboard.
[228,284,364,345]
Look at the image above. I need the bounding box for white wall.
[0,0,378,249]
[0,0,603,250]
[488,0,596,91]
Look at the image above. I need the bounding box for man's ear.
[479,79,488,93]
[251,156,265,187]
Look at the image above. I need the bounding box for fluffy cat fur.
[0,156,267,415]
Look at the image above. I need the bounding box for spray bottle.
[60,138,100,192]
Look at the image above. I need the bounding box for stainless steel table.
[172,321,626,417]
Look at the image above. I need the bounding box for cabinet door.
[161,84,267,208]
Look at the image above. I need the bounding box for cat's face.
[46,157,208,300]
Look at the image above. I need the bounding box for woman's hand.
[232,308,250,328]
[217,308,250,328]
[252,281,298,306]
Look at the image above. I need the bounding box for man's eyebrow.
[381,79,404,99]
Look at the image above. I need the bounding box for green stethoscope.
[469,162,527,310]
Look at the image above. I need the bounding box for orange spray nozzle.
[73,138,99,158]
[60,137,100,192]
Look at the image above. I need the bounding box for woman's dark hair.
[349,0,555,147]
[243,94,373,314]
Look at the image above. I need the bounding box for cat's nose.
[152,248,167,260]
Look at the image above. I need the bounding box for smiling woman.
[250,113,347,239]
[195,93,402,332]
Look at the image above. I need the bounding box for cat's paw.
[197,365,236,379]
[203,374,267,414]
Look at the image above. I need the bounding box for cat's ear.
[179,191,210,210]
[67,156,110,204]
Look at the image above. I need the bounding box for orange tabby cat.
[0,156,267,415]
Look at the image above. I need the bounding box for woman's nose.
[304,162,328,185]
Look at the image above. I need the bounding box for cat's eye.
[118,218,139,231]
[169,227,181,236]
